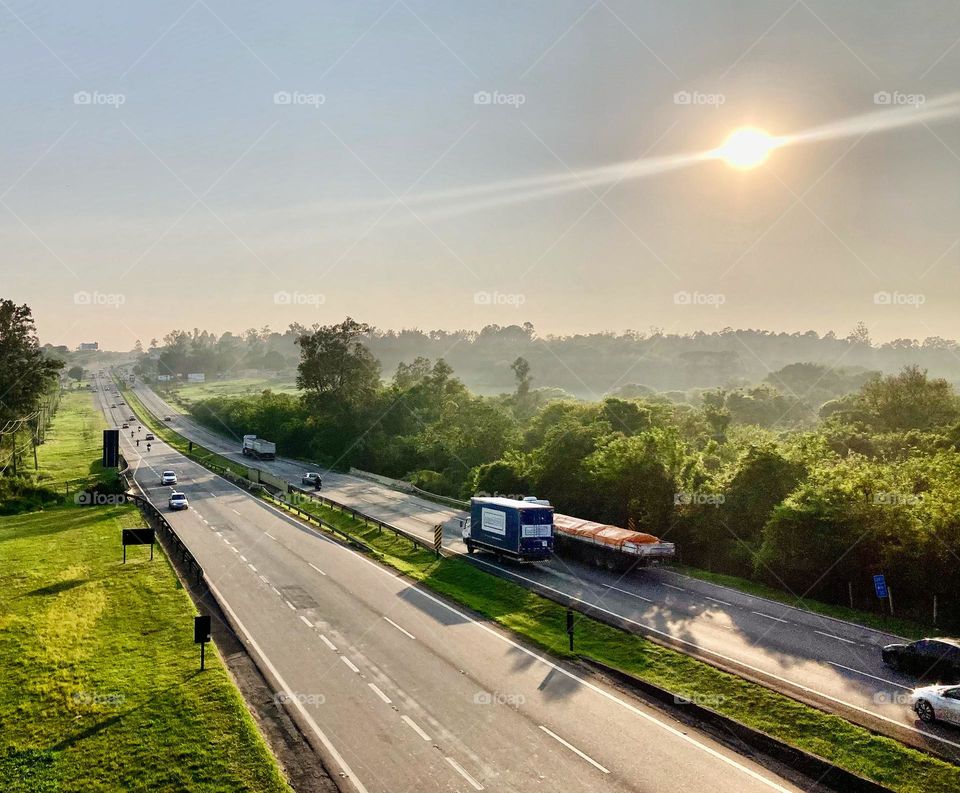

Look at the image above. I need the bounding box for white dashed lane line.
[444,757,483,791]
[308,562,326,575]
[285,600,296,611]
[320,634,337,651]
[663,583,685,592]
[368,683,392,704]
[815,630,859,646]
[539,725,610,774]
[401,715,431,741]
[828,662,910,689]
[265,532,277,541]
[383,616,416,640]
[299,615,313,627]
[752,611,788,623]
[705,596,733,607]
[341,656,360,674]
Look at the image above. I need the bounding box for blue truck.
[463,497,554,562]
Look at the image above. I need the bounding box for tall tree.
[296,318,380,411]
[0,300,62,425]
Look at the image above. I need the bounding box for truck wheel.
[467,542,475,555]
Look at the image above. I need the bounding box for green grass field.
[161,377,298,409]
[267,492,960,793]
[0,391,290,792]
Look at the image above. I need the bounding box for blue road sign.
[873,574,888,599]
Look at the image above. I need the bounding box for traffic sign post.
[873,574,887,599]
[434,524,443,558]
[566,608,575,652]
[121,528,155,563]
[194,615,211,671]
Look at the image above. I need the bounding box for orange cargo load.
[554,513,662,545]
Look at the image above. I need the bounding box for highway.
[129,381,960,762]
[94,378,808,792]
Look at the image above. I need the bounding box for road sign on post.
[873,574,888,599]
[121,528,155,563]
[566,608,575,652]
[102,429,119,468]
[434,524,443,557]
[194,615,211,671]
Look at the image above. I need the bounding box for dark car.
[882,638,960,680]
[144,433,155,441]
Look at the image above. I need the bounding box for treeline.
[183,319,960,628]
[135,321,960,399]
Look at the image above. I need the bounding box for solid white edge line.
[123,393,960,756]
[401,714,431,741]
[444,756,483,790]
[538,725,610,774]
[367,683,392,704]
[383,616,416,640]
[752,611,788,623]
[202,578,370,793]
[320,634,338,651]
[341,656,360,673]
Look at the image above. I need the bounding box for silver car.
[168,492,189,511]
[161,470,177,486]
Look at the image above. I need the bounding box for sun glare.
[716,127,778,170]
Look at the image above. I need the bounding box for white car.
[168,492,189,511]
[161,471,177,486]
[910,685,960,726]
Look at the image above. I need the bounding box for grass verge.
[0,389,290,792]
[271,493,959,793]
[670,565,930,640]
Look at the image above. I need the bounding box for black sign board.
[195,615,211,670]
[102,429,120,468]
[121,527,155,562]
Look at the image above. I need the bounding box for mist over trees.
[159,317,960,628]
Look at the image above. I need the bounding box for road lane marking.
[270,586,281,596]
[240,554,247,562]
[827,662,910,689]
[249,564,258,573]
[259,575,269,584]
[815,630,858,645]
[401,715,431,741]
[231,547,239,554]
[341,656,360,673]
[705,596,733,606]
[286,600,296,611]
[538,726,609,773]
[663,583,685,591]
[368,683,392,704]
[383,616,415,640]
[603,583,652,602]
[299,615,313,627]
[308,562,326,575]
[265,532,277,540]
[752,611,788,623]
[444,757,483,790]
[231,508,241,515]
[320,635,337,651]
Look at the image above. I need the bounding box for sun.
[715,127,778,170]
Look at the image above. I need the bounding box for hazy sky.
[2,1,959,350]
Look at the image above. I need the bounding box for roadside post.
[194,615,211,671]
[566,608,574,652]
[434,524,443,558]
[873,574,893,615]
[121,527,155,563]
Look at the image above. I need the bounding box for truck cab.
[465,496,554,562]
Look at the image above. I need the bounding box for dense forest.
[134,320,960,399]
[158,318,960,628]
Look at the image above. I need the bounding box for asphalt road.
[92,377,815,793]
[130,382,960,761]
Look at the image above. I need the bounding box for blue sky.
[1,1,959,349]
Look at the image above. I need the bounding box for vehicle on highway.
[910,684,960,725]
[161,471,178,486]
[882,638,960,679]
[144,433,155,441]
[122,423,129,429]
[110,403,117,408]
[168,491,189,510]
[128,415,135,421]
[242,434,276,460]
[553,512,676,571]
[464,496,554,561]
[163,415,172,422]
[302,472,322,487]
